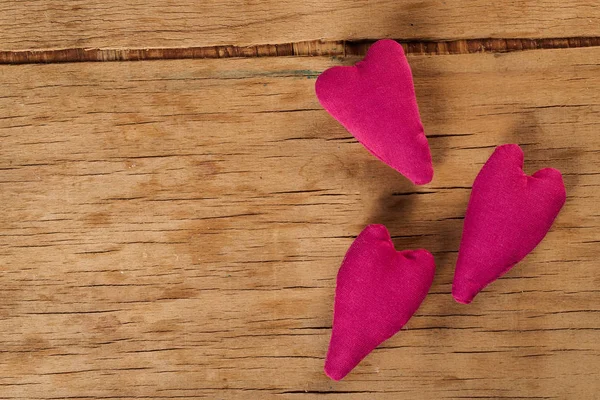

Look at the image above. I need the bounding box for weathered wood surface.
[1,48,599,398]
[1,0,600,51]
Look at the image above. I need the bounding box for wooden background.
[1,1,599,399]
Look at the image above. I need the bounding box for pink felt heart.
[453,144,566,304]
[315,39,433,185]
[325,224,435,380]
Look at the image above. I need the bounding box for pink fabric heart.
[325,224,435,380]
[453,144,566,304]
[315,39,433,185]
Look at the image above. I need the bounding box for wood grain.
[1,49,599,398]
[2,37,600,64]
[0,0,599,51]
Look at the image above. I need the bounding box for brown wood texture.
[1,0,600,51]
[1,47,599,398]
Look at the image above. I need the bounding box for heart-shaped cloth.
[325,224,435,380]
[315,39,433,185]
[453,144,566,304]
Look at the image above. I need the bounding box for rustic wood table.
[1,2,599,399]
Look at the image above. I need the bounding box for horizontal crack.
[1,37,599,64]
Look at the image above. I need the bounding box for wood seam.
[1,37,599,64]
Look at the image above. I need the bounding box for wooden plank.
[0,49,599,398]
[0,0,599,51]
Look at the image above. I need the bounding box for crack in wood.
[1,37,599,64]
